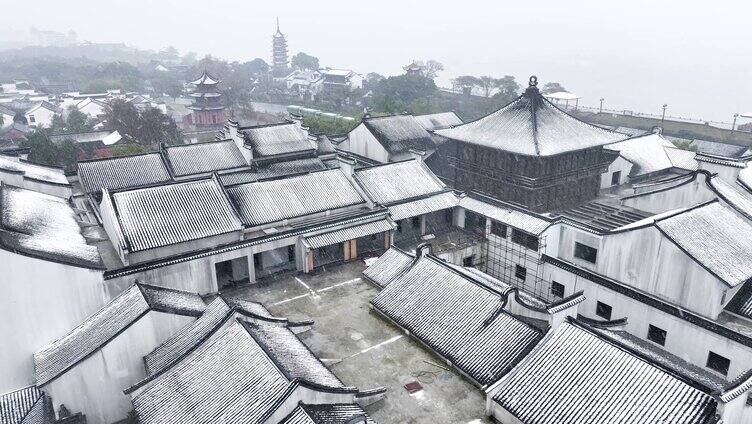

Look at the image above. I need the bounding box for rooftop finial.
[276,17,280,33]
[529,75,538,88]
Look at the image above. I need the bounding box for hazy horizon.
[3,0,751,123]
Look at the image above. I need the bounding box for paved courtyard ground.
[224,260,492,424]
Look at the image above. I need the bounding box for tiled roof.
[0,386,44,424]
[132,321,290,424]
[371,254,542,386]
[491,320,718,424]
[354,160,445,205]
[0,185,102,269]
[388,191,458,221]
[604,133,676,176]
[459,195,552,235]
[78,153,171,194]
[304,217,394,249]
[436,86,624,156]
[0,155,69,185]
[362,247,414,287]
[690,139,749,158]
[164,140,248,177]
[111,177,243,252]
[281,403,375,424]
[656,202,752,287]
[708,176,752,221]
[226,169,365,227]
[413,112,463,131]
[242,123,314,157]
[361,115,435,153]
[725,281,752,320]
[144,297,276,376]
[739,165,752,192]
[664,146,699,171]
[256,157,328,180]
[34,284,205,385]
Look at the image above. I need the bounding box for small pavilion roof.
[189,71,220,86]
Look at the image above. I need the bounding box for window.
[611,170,621,186]
[491,221,507,238]
[512,229,539,251]
[411,216,421,228]
[647,325,667,346]
[574,242,598,263]
[515,264,527,280]
[551,281,565,298]
[28,115,35,123]
[596,301,612,320]
[463,255,474,266]
[465,211,486,235]
[706,351,730,376]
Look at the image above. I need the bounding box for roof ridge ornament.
[529,75,538,87]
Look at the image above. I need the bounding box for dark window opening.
[463,256,474,267]
[611,170,621,186]
[396,221,403,233]
[596,301,612,320]
[574,242,598,263]
[706,351,730,376]
[551,281,565,298]
[512,229,539,251]
[515,264,527,280]
[287,245,295,262]
[465,211,486,236]
[411,216,421,228]
[647,325,667,346]
[491,221,507,238]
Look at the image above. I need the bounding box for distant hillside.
[0,43,163,65]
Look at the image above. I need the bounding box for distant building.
[186,71,226,127]
[23,101,59,127]
[271,18,290,78]
[320,68,363,91]
[403,60,425,76]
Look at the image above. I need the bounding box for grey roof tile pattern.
[295,403,374,424]
[304,218,394,249]
[362,247,414,287]
[361,115,435,153]
[34,284,205,385]
[132,321,290,424]
[218,169,259,186]
[725,281,752,320]
[0,156,69,185]
[226,169,365,227]
[656,202,752,287]
[354,160,445,205]
[371,255,542,385]
[709,176,752,220]
[243,123,314,157]
[491,321,718,424]
[663,146,699,171]
[0,386,43,424]
[256,157,328,180]
[690,139,749,158]
[436,87,625,156]
[112,177,243,252]
[605,133,676,176]
[0,185,102,269]
[244,321,344,388]
[164,140,248,177]
[78,153,171,194]
[388,191,458,221]
[413,112,463,131]
[459,196,551,235]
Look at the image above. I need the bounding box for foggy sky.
[4,0,751,122]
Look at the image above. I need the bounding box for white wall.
[600,155,632,189]
[0,250,106,392]
[341,123,389,163]
[622,174,715,214]
[26,107,57,128]
[45,311,194,424]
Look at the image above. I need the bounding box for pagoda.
[271,18,290,78]
[188,71,226,126]
[433,76,626,212]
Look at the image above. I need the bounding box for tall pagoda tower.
[188,71,226,126]
[271,18,290,77]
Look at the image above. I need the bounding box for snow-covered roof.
[459,194,552,235]
[49,130,119,146]
[78,153,172,194]
[241,123,314,157]
[189,71,220,86]
[708,176,752,221]
[656,202,752,287]
[354,159,445,205]
[663,146,698,171]
[371,252,542,385]
[280,403,374,424]
[226,169,366,227]
[164,139,248,177]
[110,177,243,252]
[436,82,625,156]
[413,111,463,131]
[543,91,581,101]
[362,246,414,287]
[34,284,205,385]
[0,155,69,186]
[361,115,435,154]
[0,185,101,269]
[605,133,677,176]
[490,319,718,424]
[740,165,752,192]
[0,386,45,424]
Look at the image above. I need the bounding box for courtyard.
[224,260,492,424]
